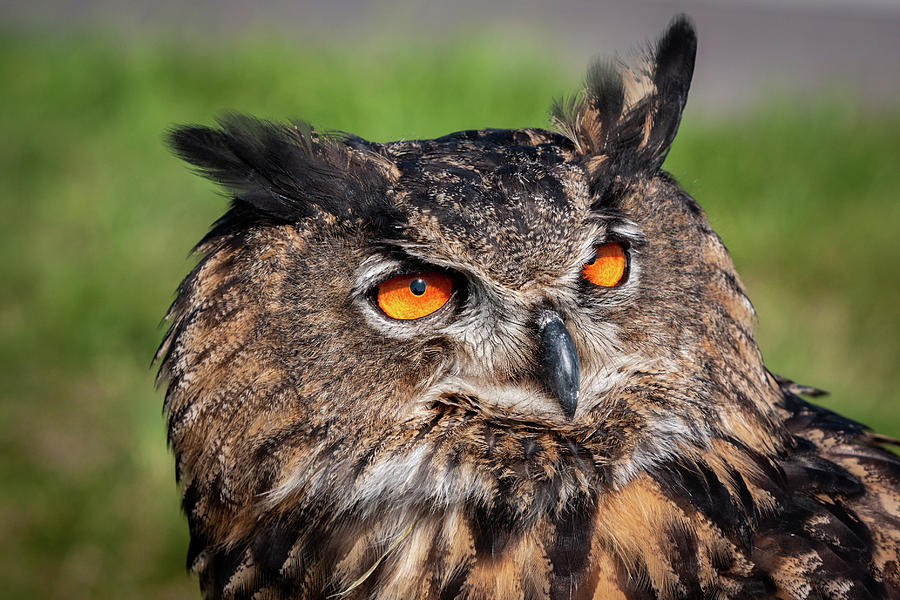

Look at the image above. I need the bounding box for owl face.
[351,132,623,416]
[160,16,789,593]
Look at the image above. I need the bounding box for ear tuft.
[552,15,697,181]
[167,115,396,224]
[653,14,697,97]
[647,15,697,159]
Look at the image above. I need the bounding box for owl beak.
[537,310,580,418]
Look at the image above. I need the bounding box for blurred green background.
[1,8,899,599]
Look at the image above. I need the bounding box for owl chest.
[289,504,599,600]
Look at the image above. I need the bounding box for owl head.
[159,16,791,597]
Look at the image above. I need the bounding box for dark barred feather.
[159,15,900,600]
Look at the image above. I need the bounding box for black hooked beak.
[537,310,580,418]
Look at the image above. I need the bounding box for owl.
[158,16,900,600]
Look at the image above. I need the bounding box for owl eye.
[582,242,627,287]
[376,272,454,320]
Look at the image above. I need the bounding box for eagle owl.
[159,17,900,600]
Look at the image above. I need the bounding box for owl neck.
[197,470,778,600]
[190,413,789,599]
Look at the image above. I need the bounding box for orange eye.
[376,272,454,320]
[582,242,627,287]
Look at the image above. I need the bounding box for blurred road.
[3,0,900,113]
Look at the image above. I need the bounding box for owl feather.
[159,15,900,600]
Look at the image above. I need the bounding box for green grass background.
[1,29,898,599]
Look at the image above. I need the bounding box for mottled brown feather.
[159,15,900,600]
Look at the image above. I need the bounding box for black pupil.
[409,279,427,296]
